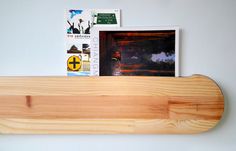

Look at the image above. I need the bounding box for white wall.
[0,0,235,150]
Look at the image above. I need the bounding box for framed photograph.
[91,27,179,76]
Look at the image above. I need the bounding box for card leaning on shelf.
[90,27,179,76]
[65,9,120,76]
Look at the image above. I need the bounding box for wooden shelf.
[0,75,224,134]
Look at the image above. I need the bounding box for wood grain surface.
[0,75,224,134]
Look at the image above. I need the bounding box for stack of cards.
[66,9,179,77]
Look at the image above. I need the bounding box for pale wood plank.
[0,75,224,134]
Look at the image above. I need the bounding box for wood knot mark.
[26,95,32,108]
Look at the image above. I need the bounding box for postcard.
[65,9,120,76]
[91,27,179,76]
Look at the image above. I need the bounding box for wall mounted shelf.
[0,75,224,134]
